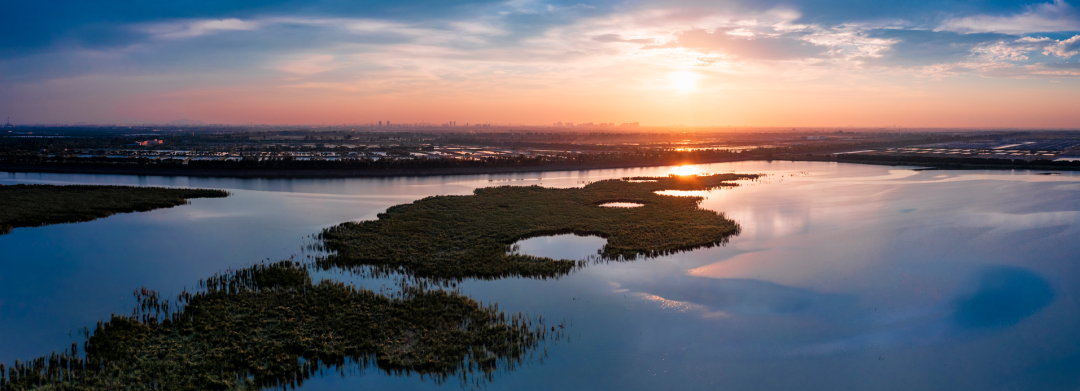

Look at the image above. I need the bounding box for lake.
[3,161,1079,390]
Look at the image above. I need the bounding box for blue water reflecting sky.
[2,162,1079,390]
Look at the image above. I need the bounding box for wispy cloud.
[143,18,262,39]
[938,0,1080,34]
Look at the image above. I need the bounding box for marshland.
[0,185,228,235]
[317,173,758,280]
[0,262,552,390]
[1,172,751,389]
[3,161,1080,390]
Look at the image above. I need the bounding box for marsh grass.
[318,173,759,280]
[0,174,756,389]
[0,184,229,235]
[0,261,551,390]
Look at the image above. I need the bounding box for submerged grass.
[318,173,759,280]
[0,262,550,390]
[0,184,229,235]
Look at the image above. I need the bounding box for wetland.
[317,173,757,280]
[0,185,228,235]
[3,161,1080,390]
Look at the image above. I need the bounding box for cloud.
[971,41,1038,62]
[642,28,829,60]
[1012,34,1080,58]
[145,18,261,39]
[938,0,1080,34]
[5,0,1080,125]
[591,33,656,44]
[1043,35,1080,57]
[862,29,1013,66]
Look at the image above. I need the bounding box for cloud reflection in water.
[618,265,1054,357]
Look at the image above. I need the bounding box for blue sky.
[1,0,1078,126]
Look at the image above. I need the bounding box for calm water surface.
[2,162,1080,390]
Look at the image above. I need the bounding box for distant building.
[3,117,12,128]
[137,139,164,146]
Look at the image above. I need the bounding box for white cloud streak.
[144,18,262,39]
[938,0,1080,34]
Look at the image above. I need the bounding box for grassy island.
[0,174,756,389]
[0,184,229,235]
[0,262,549,390]
[319,173,759,280]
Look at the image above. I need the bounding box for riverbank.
[6,154,1079,181]
[0,184,229,235]
[783,154,1080,171]
[0,158,751,178]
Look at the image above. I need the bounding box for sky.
[1,0,1078,127]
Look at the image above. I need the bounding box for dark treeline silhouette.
[2,149,748,169]
[834,154,1080,169]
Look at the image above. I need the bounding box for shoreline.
[3,156,1077,179]
[790,155,1080,172]
[0,158,752,178]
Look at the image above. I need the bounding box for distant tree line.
[0,149,755,170]
[835,154,1080,168]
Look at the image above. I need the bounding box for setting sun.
[670,71,699,92]
[673,165,698,176]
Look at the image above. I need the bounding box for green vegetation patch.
[0,262,549,390]
[319,173,758,280]
[0,184,229,235]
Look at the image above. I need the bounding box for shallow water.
[509,234,607,260]
[3,162,1080,390]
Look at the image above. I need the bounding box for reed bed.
[318,173,759,280]
[0,184,229,235]
[0,261,551,390]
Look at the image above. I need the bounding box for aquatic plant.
[318,173,758,280]
[0,184,229,235]
[0,261,550,390]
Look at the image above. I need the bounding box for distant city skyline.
[1,0,1078,127]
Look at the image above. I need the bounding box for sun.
[673,165,697,176]
[670,71,699,92]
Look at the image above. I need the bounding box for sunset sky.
[1,0,1078,127]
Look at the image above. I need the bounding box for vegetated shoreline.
[0,158,753,178]
[9,154,1076,180]
[318,173,759,281]
[786,154,1080,171]
[0,184,229,235]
